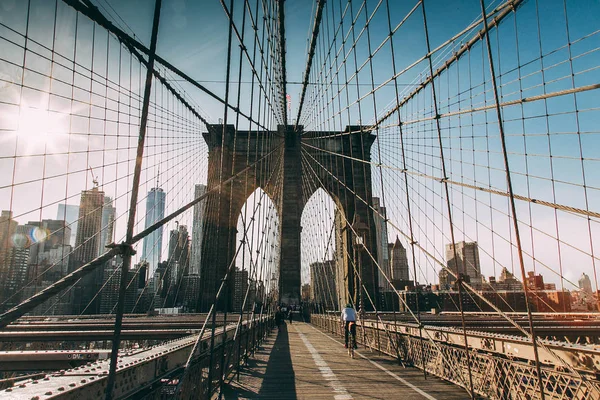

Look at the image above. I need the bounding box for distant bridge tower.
[198,124,378,311]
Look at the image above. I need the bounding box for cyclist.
[341,303,357,350]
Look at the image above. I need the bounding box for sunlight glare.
[15,102,69,154]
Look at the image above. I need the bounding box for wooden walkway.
[221,322,468,399]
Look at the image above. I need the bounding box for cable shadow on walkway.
[257,324,297,399]
[221,324,297,399]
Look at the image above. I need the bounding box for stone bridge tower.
[198,124,379,312]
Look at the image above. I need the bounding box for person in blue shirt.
[341,303,357,349]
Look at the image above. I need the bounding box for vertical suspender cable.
[384,0,427,377]
[420,1,475,397]
[105,0,162,399]
[477,0,546,398]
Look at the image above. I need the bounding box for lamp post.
[352,214,368,320]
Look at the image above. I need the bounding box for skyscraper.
[0,211,19,302]
[310,260,338,310]
[444,241,482,285]
[168,224,190,269]
[56,204,79,246]
[72,187,104,267]
[161,224,190,307]
[71,187,105,314]
[232,268,249,311]
[99,196,116,256]
[190,184,207,275]
[389,236,409,283]
[0,220,30,311]
[25,219,71,280]
[0,210,17,251]
[579,273,593,294]
[372,197,390,291]
[99,259,144,314]
[25,219,71,263]
[142,187,166,277]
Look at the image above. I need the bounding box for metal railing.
[312,314,600,400]
[3,315,274,399]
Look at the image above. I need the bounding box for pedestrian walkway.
[221,322,468,399]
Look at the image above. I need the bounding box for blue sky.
[0,0,598,295]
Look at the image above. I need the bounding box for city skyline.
[0,0,597,397]
[141,187,166,277]
[0,0,597,312]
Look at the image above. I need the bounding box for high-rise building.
[33,219,71,250]
[0,210,18,251]
[333,210,349,307]
[168,224,190,276]
[310,260,338,309]
[71,187,105,314]
[0,210,19,308]
[232,268,249,311]
[579,273,593,294]
[99,259,141,314]
[493,267,522,290]
[526,271,545,290]
[158,224,189,308]
[141,187,166,277]
[444,241,482,285]
[152,261,169,307]
[26,219,71,267]
[34,244,72,280]
[72,187,104,267]
[99,196,116,256]
[56,204,79,246]
[389,236,409,283]
[0,222,31,311]
[372,197,391,291]
[4,217,73,313]
[301,283,311,302]
[176,274,200,312]
[190,184,207,276]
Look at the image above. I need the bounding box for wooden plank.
[221,322,469,399]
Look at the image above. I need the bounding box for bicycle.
[345,321,357,358]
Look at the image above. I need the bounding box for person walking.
[275,306,284,331]
[288,308,293,324]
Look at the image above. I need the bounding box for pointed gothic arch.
[198,124,379,311]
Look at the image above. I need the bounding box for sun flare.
[13,101,70,155]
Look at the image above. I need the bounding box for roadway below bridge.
[0,314,242,344]
[358,312,600,342]
[2,311,599,345]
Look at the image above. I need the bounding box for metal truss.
[4,317,273,399]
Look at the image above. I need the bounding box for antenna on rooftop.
[156,167,160,189]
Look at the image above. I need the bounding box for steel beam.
[2,317,272,399]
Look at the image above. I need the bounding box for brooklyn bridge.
[0,0,599,398]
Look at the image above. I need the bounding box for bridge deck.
[222,322,467,399]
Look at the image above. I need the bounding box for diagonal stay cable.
[301,145,597,389]
[177,146,284,395]
[0,143,283,329]
[300,149,472,389]
[301,141,600,220]
[296,0,326,127]
[60,0,270,132]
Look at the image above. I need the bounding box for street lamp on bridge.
[352,214,368,321]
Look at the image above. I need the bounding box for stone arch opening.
[301,188,348,311]
[233,187,280,311]
[199,124,378,311]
